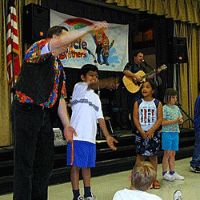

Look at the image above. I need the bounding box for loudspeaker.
[23,4,49,43]
[169,37,188,64]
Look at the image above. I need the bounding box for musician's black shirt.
[124,62,154,74]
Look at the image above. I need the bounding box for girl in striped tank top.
[133,79,163,189]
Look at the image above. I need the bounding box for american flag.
[6,0,21,85]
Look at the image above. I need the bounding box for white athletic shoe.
[172,172,184,180]
[163,172,175,181]
[84,194,96,200]
[73,196,84,200]
[173,190,183,200]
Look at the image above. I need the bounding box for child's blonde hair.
[131,161,156,191]
[163,88,178,104]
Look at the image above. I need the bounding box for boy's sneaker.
[172,172,184,180]
[190,166,200,173]
[163,172,175,181]
[73,196,84,200]
[84,194,96,200]
[173,190,182,200]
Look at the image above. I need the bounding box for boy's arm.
[98,118,118,151]
[133,101,146,139]
[89,77,119,91]
[57,98,76,143]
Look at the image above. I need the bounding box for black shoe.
[190,166,200,173]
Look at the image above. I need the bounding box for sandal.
[153,179,160,189]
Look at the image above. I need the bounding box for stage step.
[0,128,195,195]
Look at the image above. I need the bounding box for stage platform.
[0,128,195,195]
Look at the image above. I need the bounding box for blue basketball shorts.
[66,140,96,168]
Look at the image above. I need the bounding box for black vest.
[15,55,64,105]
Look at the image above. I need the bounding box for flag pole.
[6,0,21,103]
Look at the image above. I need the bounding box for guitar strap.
[141,62,163,87]
[154,75,162,87]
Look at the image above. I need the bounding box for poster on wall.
[50,9,129,72]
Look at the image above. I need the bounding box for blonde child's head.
[131,161,156,191]
[163,88,178,104]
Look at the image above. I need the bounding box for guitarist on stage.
[123,50,150,133]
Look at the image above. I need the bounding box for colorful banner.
[50,9,129,72]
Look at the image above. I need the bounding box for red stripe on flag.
[7,53,12,66]
[12,42,19,52]
[7,21,12,29]
[6,0,21,84]
[7,37,12,45]
[12,27,18,36]
[11,13,17,21]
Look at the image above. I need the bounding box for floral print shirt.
[16,39,66,108]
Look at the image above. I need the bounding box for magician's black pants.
[12,101,54,200]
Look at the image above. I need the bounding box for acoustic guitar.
[122,64,167,94]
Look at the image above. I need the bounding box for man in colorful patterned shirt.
[12,22,107,200]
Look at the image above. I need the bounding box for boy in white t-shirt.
[113,161,162,200]
[67,64,118,200]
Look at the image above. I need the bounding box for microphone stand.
[177,103,194,124]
